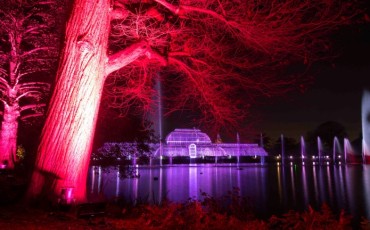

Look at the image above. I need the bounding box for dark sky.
[254,22,370,141]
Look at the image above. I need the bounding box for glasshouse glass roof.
[165,129,212,144]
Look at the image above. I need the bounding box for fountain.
[157,78,163,166]
[115,169,120,199]
[362,89,370,164]
[333,136,342,164]
[97,166,102,194]
[300,136,305,164]
[237,132,240,165]
[317,136,323,164]
[260,133,264,148]
[363,139,368,164]
[148,76,164,166]
[344,138,354,164]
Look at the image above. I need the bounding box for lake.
[87,163,370,222]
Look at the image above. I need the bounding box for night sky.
[255,22,370,141]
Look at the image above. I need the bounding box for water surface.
[88,163,370,221]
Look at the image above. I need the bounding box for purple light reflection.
[87,164,370,221]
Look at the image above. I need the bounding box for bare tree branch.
[18,82,50,90]
[20,103,47,112]
[106,40,166,76]
[20,47,56,58]
[20,112,44,121]
[23,25,49,36]
[0,68,8,78]
[16,90,44,101]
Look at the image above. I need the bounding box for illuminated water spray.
[362,89,370,163]
[237,132,240,165]
[150,76,164,165]
[317,136,323,164]
[281,134,285,164]
[300,136,305,163]
[344,138,354,164]
[333,136,342,163]
[157,77,163,166]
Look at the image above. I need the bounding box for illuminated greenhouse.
[154,129,267,158]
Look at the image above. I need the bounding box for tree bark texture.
[0,104,20,168]
[28,0,111,202]
[0,1,59,169]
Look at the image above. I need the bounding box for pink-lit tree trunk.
[27,0,153,202]
[0,0,60,168]
[27,0,111,202]
[0,104,20,168]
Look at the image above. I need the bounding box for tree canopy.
[103,0,358,134]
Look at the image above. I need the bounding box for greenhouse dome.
[165,128,212,145]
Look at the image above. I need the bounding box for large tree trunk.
[27,0,111,203]
[0,104,20,169]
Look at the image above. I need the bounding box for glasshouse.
[154,128,267,158]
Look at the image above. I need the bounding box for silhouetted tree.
[0,0,61,168]
[253,132,272,152]
[28,0,358,202]
[92,118,157,164]
[272,136,299,157]
[306,121,348,155]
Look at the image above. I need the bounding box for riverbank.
[0,200,367,229]
[1,167,369,229]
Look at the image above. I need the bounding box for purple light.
[156,129,267,158]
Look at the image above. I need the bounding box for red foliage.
[106,0,358,134]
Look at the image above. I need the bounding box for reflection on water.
[364,166,370,218]
[189,165,197,199]
[88,164,370,220]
